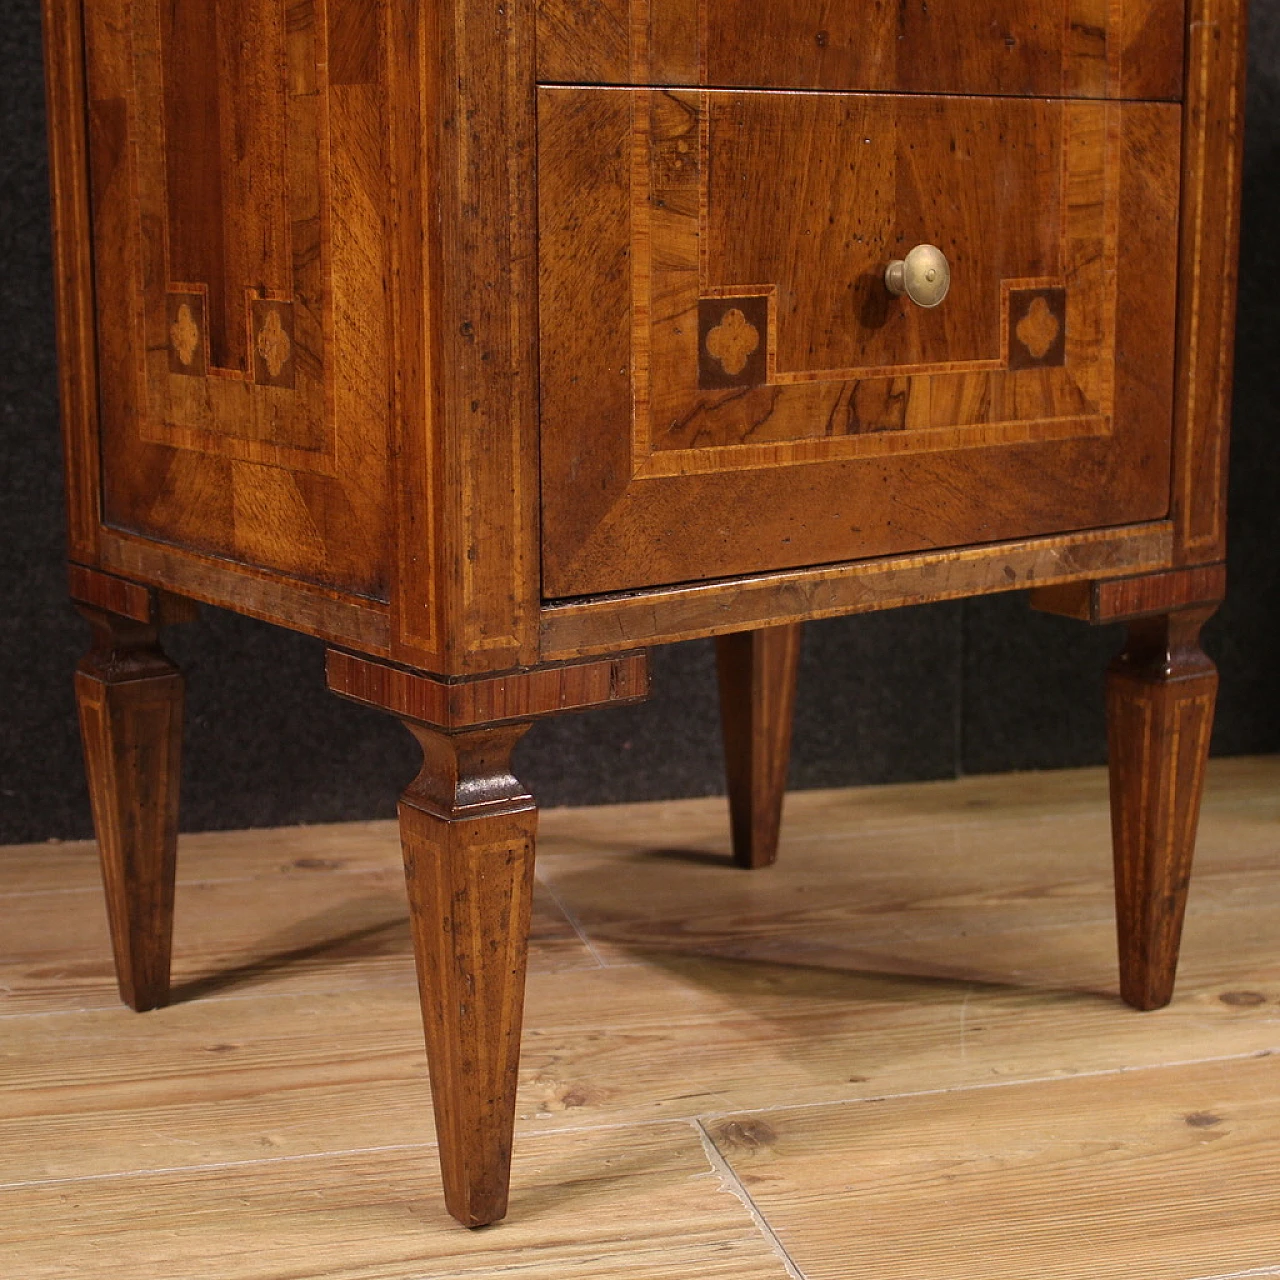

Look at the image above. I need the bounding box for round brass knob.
[884,244,951,308]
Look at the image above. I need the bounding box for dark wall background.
[2,2,1278,843]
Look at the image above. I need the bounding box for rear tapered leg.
[715,624,803,869]
[74,605,185,1012]
[398,722,536,1227]
[1106,606,1219,1010]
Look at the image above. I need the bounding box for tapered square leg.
[398,722,536,1228]
[1106,607,1219,1011]
[74,605,185,1012]
[716,624,803,869]
[327,648,650,1227]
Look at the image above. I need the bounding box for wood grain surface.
[326,649,650,728]
[1107,607,1220,1010]
[540,524,1173,658]
[2,760,1277,1274]
[327,648,650,1224]
[397,723,538,1226]
[40,0,101,561]
[715,625,803,869]
[1031,563,1227,623]
[705,1056,1280,1280]
[44,0,1244,681]
[539,90,1179,596]
[74,605,189,1012]
[536,0,1184,99]
[1171,0,1248,565]
[81,0,395,599]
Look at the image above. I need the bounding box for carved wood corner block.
[400,722,535,825]
[71,565,198,682]
[1029,564,1226,625]
[70,563,200,628]
[325,649,650,730]
[1109,606,1220,685]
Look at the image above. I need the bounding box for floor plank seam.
[693,1117,807,1280]
[0,1114,764,1191]
[691,1047,1280,1123]
[0,866,395,901]
[1185,1269,1280,1280]
[0,1141,438,1192]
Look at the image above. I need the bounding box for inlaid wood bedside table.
[43,0,1244,1227]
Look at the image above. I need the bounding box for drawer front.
[539,89,1179,597]
[537,0,1183,100]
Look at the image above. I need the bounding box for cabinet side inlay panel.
[82,0,396,600]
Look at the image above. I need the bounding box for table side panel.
[80,0,397,603]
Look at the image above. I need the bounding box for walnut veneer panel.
[536,0,1183,100]
[83,0,394,600]
[539,90,1180,597]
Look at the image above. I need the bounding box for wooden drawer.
[537,0,1184,100]
[539,89,1180,597]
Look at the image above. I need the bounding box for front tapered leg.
[1107,607,1219,1011]
[327,648,649,1226]
[399,722,536,1228]
[74,606,185,1012]
[716,624,803,869]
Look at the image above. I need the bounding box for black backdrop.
[2,1,1277,844]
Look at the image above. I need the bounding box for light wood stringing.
[1171,0,1248,563]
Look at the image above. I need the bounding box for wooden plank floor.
[2,758,1278,1279]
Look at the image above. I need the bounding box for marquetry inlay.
[171,306,199,365]
[166,293,207,376]
[1009,287,1068,370]
[252,301,295,389]
[593,90,1130,475]
[699,296,769,389]
[706,309,758,375]
[82,0,396,598]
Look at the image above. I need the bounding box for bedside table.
[42,0,1245,1227]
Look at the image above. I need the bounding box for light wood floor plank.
[705,1055,1280,1280]
[1,758,1276,1276]
[0,872,595,1014]
[2,925,1277,1182]
[536,768,1279,987]
[0,1124,794,1280]
[0,820,408,896]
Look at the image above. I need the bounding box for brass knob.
[884,244,951,308]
